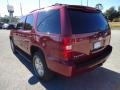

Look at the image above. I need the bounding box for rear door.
[37,9,61,60]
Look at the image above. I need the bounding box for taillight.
[65,45,72,51]
[61,37,73,61]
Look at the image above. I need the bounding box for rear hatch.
[67,7,111,59]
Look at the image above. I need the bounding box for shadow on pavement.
[15,53,120,90]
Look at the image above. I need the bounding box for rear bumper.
[47,45,112,77]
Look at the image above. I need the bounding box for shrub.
[113,17,120,22]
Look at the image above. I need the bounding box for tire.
[10,39,17,54]
[33,51,54,81]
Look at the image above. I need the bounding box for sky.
[0,0,120,17]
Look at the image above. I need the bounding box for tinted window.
[25,15,34,30]
[16,16,26,29]
[69,10,109,34]
[37,10,61,34]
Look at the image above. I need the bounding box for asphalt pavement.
[0,30,120,90]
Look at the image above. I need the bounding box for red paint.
[10,4,112,77]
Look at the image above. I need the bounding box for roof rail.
[30,3,67,13]
[30,9,40,13]
[53,3,68,6]
[54,3,63,5]
[30,7,45,13]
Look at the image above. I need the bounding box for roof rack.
[54,3,62,5]
[30,3,61,13]
[30,8,44,13]
[30,3,67,13]
[53,3,69,6]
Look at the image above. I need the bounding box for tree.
[118,6,120,12]
[0,15,19,23]
[118,6,120,17]
[11,16,19,23]
[104,7,118,21]
[0,17,9,23]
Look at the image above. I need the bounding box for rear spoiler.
[66,6,101,13]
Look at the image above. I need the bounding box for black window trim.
[36,9,61,34]
[24,14,34,30]
[17,16,26,30]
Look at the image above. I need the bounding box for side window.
[37,10,61,34]
[16,16,26,29]
[24,15,34,30]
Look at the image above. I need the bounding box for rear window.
[68,9,109,34]
[37,10,61,34]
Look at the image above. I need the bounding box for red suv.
[10,4,112,81]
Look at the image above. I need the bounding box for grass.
[109,22,120,29]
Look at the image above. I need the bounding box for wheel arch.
[30,45,45,58]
